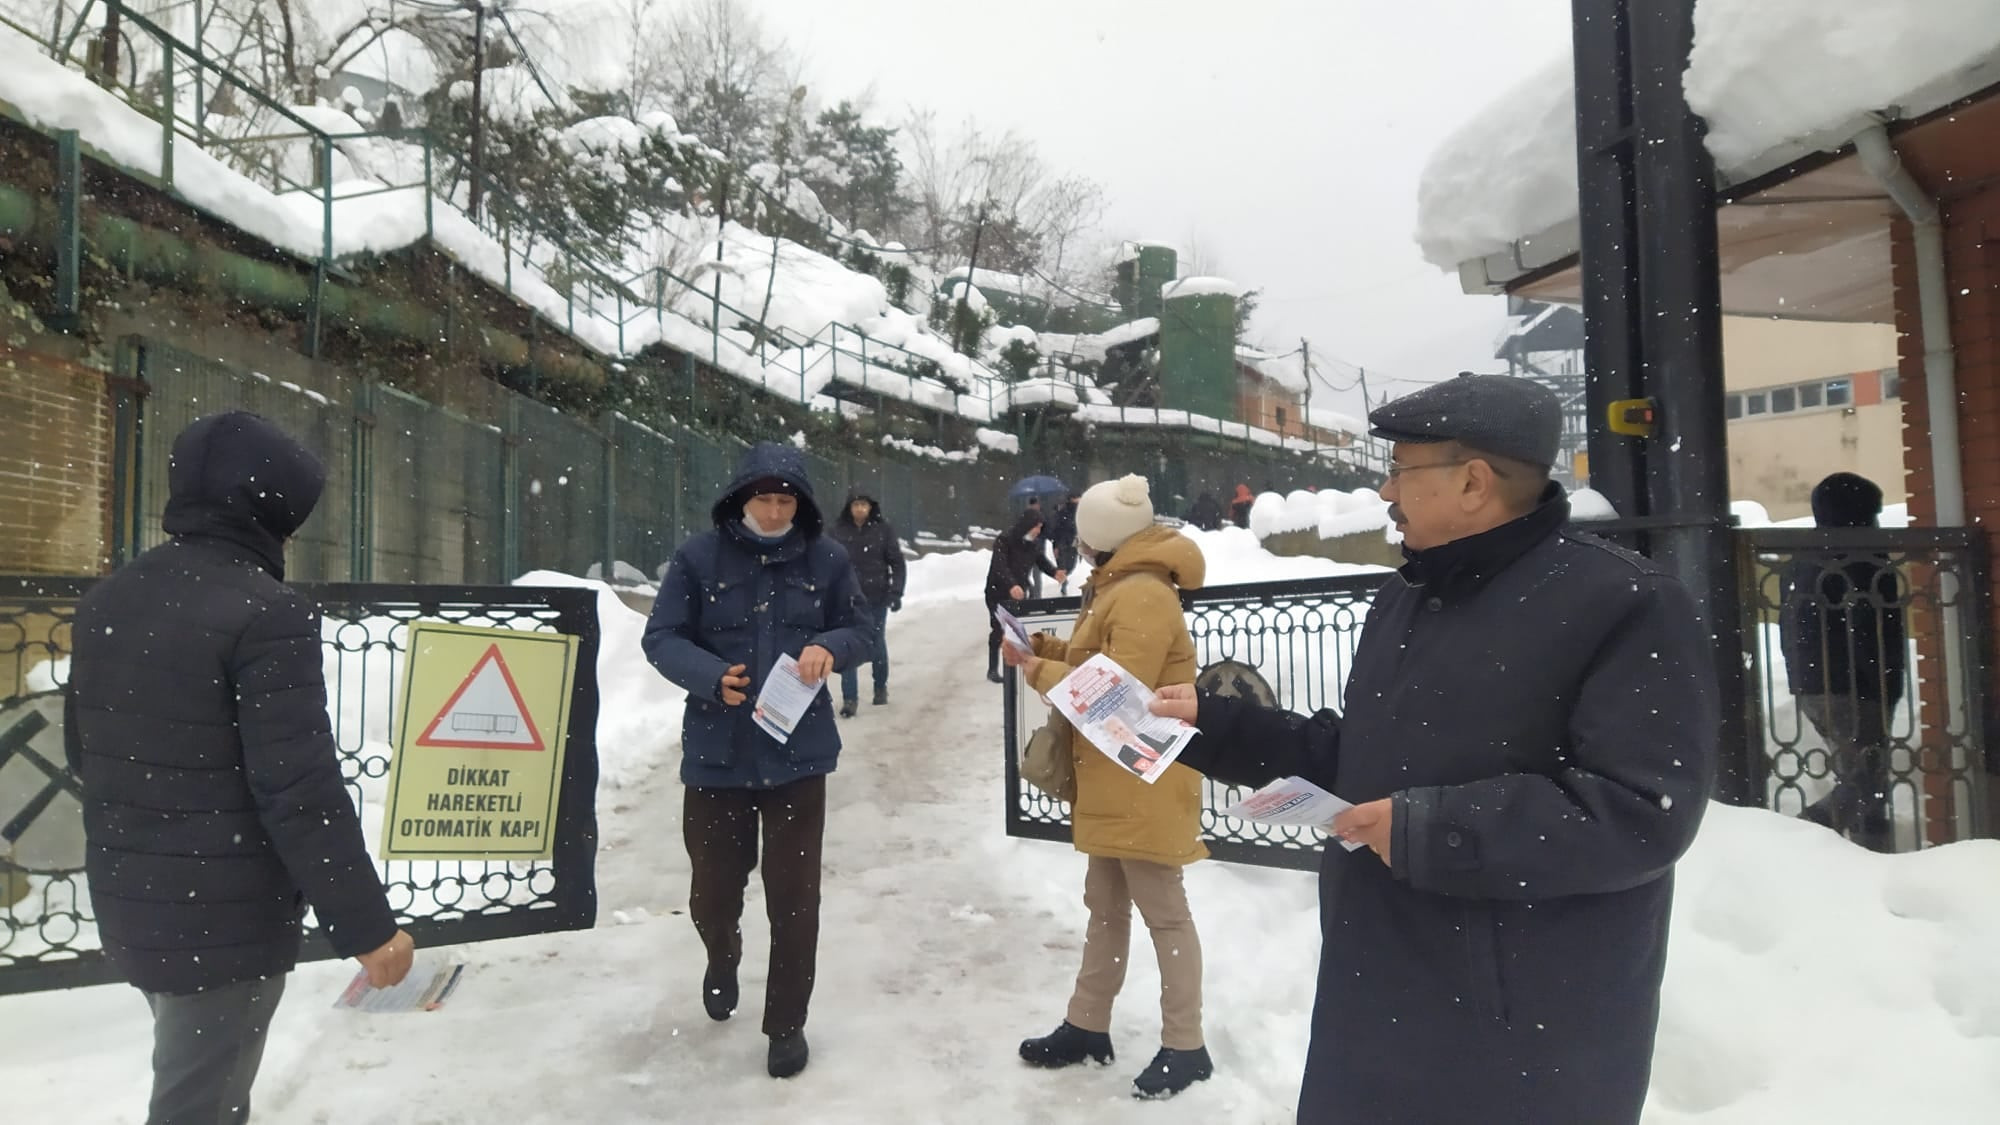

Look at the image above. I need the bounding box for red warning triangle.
[416,644,547,751]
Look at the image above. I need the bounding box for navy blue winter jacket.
[642,443,872,789]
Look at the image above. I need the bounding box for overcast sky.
[752,0,1575,417]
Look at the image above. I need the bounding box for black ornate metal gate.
[0,577,600,995]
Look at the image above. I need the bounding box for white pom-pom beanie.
[1075,473,1155,553]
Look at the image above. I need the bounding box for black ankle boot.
[1019,1021,1114,1068]
[702,965,737,1022]
[768,1031,810,1078]
[1132,1046,1214,1099]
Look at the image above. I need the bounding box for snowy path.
[11,541,2000,1123]
[1,597,1314,1124]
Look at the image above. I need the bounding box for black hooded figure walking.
[984,510,1063,683]
[825,486,907,716]
[1779,472,1906,852]
[66,411,413,1125]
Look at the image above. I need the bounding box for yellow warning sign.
[381,621,579,861]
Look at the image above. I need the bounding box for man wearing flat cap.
[1152,373,1718,1123]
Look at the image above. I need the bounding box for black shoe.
[768,1031,810,1079]
[702,966,737,1022]
[987,669,1004,684]
[839,698,858,719]
[1132,1046,1213,1099]
[1018,1021,1114,1069]
[872,687,888,706]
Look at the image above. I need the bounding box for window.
[1826,377,1852,407]
[1725,393,1743,420]
[1771,387,1797,414]
[1274,406,1288,429]
[1746,392,1768,416]
[1882,369,1900,400]
[1798,382,1823,409]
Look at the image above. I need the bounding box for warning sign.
[381,622,579,861]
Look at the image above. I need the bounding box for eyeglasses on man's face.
[1384,459,1470,481]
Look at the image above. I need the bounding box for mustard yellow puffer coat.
[1026,524,1208,866]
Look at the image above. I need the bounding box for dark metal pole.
[467,1,486,222]
[1570,0,1645,518]
[1571,0,1750,804]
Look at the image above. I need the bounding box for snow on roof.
[1038,318,1160,366]
[1306,405,1367,437]
[334,27,439,95]
[1115,239,1178,265]
[1161,276,1249,301]
[1235,346,1308,394]
[1416,0,2000,271]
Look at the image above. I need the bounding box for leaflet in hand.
[334,954,466,1013]
[1047,654,1197,785]
[1219,776,1365,851]
[992,603,1035,653]
[752,653,826,743]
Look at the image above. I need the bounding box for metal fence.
[115,336,1033,585]
[999,528,1996,869]
[1003,574,1384,871]
[0,576,600,995]
[1740,527,1991,851]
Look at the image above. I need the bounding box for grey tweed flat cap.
[1367,373,1563,468]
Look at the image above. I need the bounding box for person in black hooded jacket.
[983,511,1064,683]
[65,411,412,1125]
[1779,472,1905,851]
[825,487,906,715]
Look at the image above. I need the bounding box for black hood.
[1003,509,1045,542]
[161,411,325,578]
[711,441,823,538]
[842,486,882,526]
[1811,472,1883,528]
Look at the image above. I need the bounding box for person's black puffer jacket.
[66,411,398,995]
[984,510,1057,604]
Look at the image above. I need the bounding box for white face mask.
[743,510,794,538]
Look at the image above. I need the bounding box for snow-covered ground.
[5,530,2000,1122]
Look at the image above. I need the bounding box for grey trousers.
[143,974,287,1125]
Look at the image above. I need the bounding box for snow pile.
[1571,488,1621,520]
[974,427,1022,454]
[1733,500,1912,529]
[880,434,977,463]
[900,548,996,606]
[1161,276,1250,301]
[1687,0,2000,168]
[1181,524,1390,585]
[1248,489,1394,542]
[1415,1,2000,269]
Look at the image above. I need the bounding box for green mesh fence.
[122,337,1334,587]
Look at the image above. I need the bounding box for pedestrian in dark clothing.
[641,442,872,1080]
[65,411,413,1125]
[1185,492,1224,532]
[1047,495,1080,593]
[1228,483,1254,529]
[825,487,907,717]
[1780,472,1905,852]
[1151,375,1717,1125]
[984,511,1064,683]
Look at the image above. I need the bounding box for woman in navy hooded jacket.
[642,442,872,1081]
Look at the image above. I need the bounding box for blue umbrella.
[1008,474,1070,504]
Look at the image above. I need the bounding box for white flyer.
[1047,654,1198,784]
[333,954,466,1014]
[752,653,826,743]
[992,603,1035,653]
[1220,776,1365,851]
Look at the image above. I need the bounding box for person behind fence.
[640,442,871,1080]
[65,411,414,1125]
[1184,491,1224,532]
[998,473,1214,1100]
[1780,471,1905,852]
[1228,483,1255,529]
[1047,493,1080,593]
[984,510,1064,683]
[1150,374,1718,1124]
[825,485,907,718]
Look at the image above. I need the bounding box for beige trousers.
[1065,856,1205,1050]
